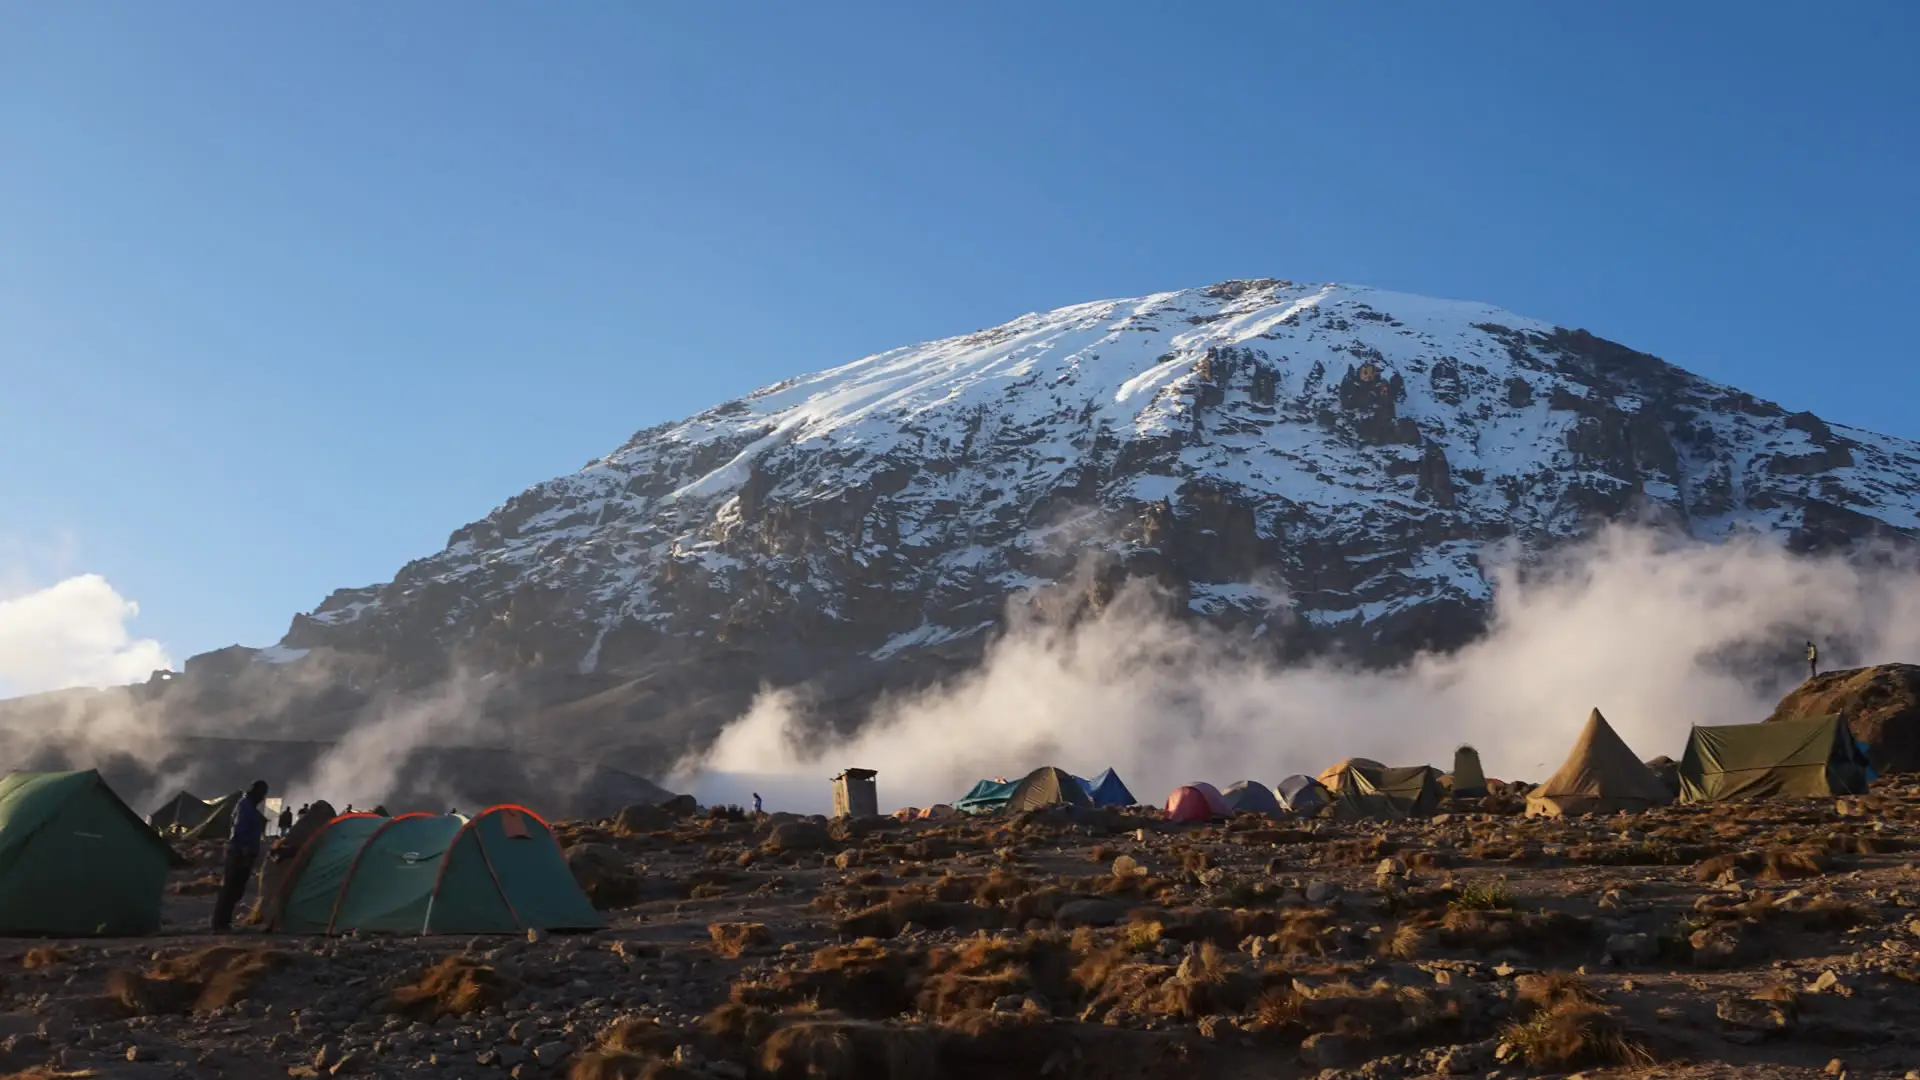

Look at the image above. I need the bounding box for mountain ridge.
[12,278,1920,782]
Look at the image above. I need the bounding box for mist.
[681,527,1920,815]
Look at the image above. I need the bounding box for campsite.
[0,708,1917,1079]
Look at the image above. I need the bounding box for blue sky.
[2,2,1916,673]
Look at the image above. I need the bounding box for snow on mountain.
[218,278,1920,756]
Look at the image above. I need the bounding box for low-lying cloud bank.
[682,527,1920,815]
[0,574,171,698]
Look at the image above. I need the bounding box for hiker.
[752,792,763,815]
[213,780,269,932]
[296,803,310,821]
[1807,641,1820,679]
[277,804,293,836]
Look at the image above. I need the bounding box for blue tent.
[954,778,1019,815]
[1076,769,1137,807]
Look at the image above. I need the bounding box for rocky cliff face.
[45,280,1920,773]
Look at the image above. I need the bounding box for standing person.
[752,792,763,815]
[277,804,293,837]
[1807,641,1820,680]
[213,780,269,932]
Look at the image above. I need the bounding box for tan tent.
[1316,758,1384,791]
[1526,709,1674,817]
[1449,745,1488,798]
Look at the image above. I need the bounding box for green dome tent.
[0,770,178,936]
[1004,767,1094,814]
[264,806,601,935]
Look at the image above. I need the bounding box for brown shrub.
[598,1015,684,1057]
[1501,1000,1651,1069]
[918,932,1078,1019]
[700,1003,776,1045]
[170,873,223,895]
[708,922,773,958]
[758,1016,935,1080]
[107,946,289,1016]
[20,947,70,970]
[1514,971,1597,1014]
[1373,922,1427,960]
[1437,908,1590,954]
[386,956,515,1021]
[1760,845,1830,881]
[733,941,918,1019]
[568,1054,697,1080]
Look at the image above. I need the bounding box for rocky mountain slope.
[19,279,1920,781]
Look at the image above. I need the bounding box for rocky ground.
[7,784,1920,1080]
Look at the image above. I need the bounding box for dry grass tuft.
[1373,922,1427,960]
[1501,1000,1652,1069]
[386,955,516,1021]
[708,922,774,958]
[758,1016,935,1080]
[20,947,71,970]
[567,1055,697,1080]
[1515,971,1598,1013]
[106,946,289,1016]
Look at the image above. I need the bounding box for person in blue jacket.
[213,780,270,932]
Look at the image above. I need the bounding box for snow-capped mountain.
[212,280,1920,757]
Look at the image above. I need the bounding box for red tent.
[1186,782,1231,818]
[1165,785,1213,823]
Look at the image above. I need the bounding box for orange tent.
[1165,786,1213,823]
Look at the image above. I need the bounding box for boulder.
[564,843,641,910]
[613,804,671,835]
[1053,899,1127,929]
[1767,664,1920,772]
[764,821,830,853]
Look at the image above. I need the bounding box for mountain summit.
[45,280,1920,771]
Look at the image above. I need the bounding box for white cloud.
[681,527,1920,815]
[0,574,172,697]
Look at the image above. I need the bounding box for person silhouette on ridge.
[1807,641,1819,680]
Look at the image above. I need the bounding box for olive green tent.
[1526,709,1674,817]
[1003,767,1093,814]
[264,806,601,934]
[0,770,178,936]
[182,791,243,842]
[1449,745,1488,798]
[1320,760,1443,819]
[149,790,214,834]
[1679,715,1869,802]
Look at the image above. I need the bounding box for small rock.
[1810,969,1851,996]
[476,1049,500,1067]
[1690,924,1744,968]
[1825,1060,1846,1077]
[531,1041,571,1066]
[497,1045,529,1067]
[993,994,1025,1013]
[125,1046,150,1063]
[1300,1032,1360,1068]
[1054,898,1126,928]
[329,1054,363,1076]
[1603,932,1658,966]
[1305,881,1341,904]
[672,1044,704,1068]
[1111,855,1145,879]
